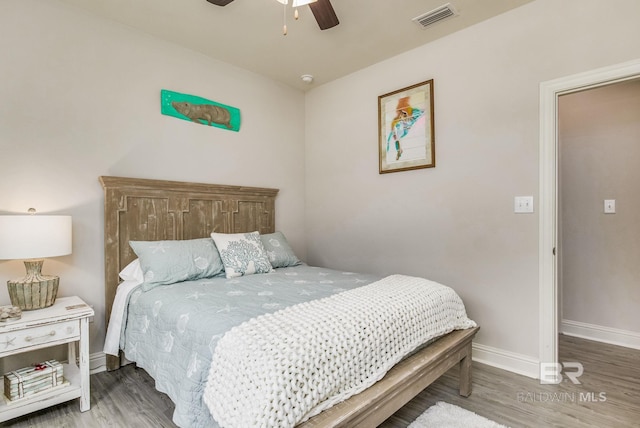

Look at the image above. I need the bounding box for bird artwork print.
[387,96,424,161]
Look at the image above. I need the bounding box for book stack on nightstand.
[4,359,65,401]
[0,296,94,422]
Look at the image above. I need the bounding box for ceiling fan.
[206,0,339,31]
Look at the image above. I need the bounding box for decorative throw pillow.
[260,232,301,268]
[210,231,274,278]
[129,238,224,290]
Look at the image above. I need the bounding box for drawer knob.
[25,331,56,342]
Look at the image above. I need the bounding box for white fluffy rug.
[408,402,509,428]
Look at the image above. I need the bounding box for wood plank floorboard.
[1,335,638,427]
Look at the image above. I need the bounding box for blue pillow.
[129,238,224,290]
[260,232,301,268]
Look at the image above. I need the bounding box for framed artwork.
[378,79,435,174]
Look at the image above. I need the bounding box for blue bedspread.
[120,265,379,427]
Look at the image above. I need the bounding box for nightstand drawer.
[0,320,78,353]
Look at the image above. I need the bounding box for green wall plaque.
[161,89,241,132]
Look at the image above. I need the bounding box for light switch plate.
[515,196,534,213]
[604,199,616,214]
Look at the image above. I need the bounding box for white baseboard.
[90,352,107,374]
[91,346,542,385]
[91,347,541,380]
[472,343,539,379]
[90,348,542,380]
[560,319,640,350]
[90,346,543,380]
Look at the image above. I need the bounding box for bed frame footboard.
[298,325,480,428]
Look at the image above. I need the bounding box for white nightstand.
[0,296,94,422]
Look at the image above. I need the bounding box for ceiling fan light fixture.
[277,0,317,5]
[292,0,317,6]
[277,0,317,34]
[206,0,337,32]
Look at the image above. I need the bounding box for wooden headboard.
[99,176,278,368]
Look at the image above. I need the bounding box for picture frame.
[378,79,435,174]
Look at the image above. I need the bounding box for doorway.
[539,58,640,369]
[558,79,640,346]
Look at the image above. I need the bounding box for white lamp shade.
[0,215,72,260]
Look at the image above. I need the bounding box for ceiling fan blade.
[309,0,339,30]
[206,0,234,6]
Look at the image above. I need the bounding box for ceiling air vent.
[412,3,458,29]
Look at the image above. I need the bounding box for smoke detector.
[301,74,314,84]
[412,3,459,29]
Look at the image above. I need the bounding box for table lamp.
[0,210,72,310]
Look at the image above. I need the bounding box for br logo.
[539,362,584,384]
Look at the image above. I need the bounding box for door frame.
[539,58,640,368]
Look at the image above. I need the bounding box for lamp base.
[7,260,59,310]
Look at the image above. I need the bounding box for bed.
[99,175,479,428]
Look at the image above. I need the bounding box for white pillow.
[119,259,144,283]
[210,231,274,278]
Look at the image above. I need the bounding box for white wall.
[304,0,640,369]
[560,79,640,334]
[0,0,307,355]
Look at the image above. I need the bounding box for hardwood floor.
[2,335,638,427]
[382,334,640,428]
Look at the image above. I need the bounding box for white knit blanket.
[203,274,476,428]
